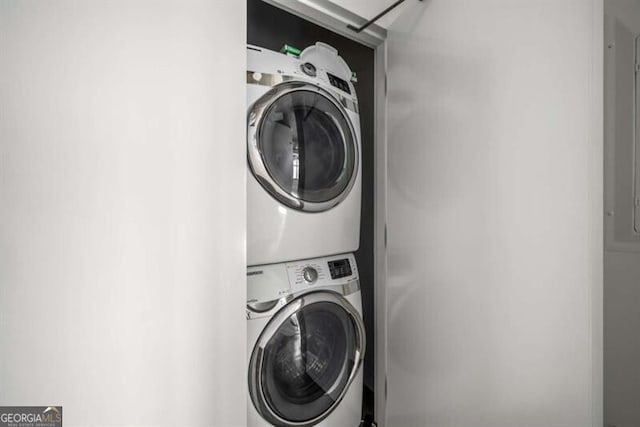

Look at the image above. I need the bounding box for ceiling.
[327,0,408,29]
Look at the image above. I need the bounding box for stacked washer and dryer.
[246,42,366,427]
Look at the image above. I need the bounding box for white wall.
[605,0,640,247]
[385,1,603,426]
[603,2,640,426]
[0,1,246,425]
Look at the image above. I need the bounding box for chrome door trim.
[246,280,360,320]
[247,81,359,212]
[248,290,366,427]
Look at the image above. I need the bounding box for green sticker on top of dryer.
[281,44,301,56]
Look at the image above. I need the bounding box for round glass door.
[248,83,358,212]
[248,292,365,426]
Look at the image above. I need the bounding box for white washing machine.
[247,253,365,427]
[247,42,362,266]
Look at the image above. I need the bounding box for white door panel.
[0,1,246,425]
[635,36,640,232]
[386,0,603,426]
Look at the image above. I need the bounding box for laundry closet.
[0,1,603,426]
[243,0,603,426]
[245,2,375,425]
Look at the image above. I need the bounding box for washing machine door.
[247,82,358,212]
[248,291,365,427]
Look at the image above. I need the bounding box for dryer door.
[248,291,365,427]
[248,82,358,212]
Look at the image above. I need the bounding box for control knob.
[301,62,317,77]
[302,267,318,283]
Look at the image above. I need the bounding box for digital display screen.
[327,73,351,95]
[328,258,352,279]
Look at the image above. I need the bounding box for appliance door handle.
[246,299,280,313]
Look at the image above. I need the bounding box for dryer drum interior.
[248,292,365,426]
[248,83,358,212]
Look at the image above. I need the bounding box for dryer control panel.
[327,72,351,95]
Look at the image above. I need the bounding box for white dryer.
[247,253,365,427]
[247,43,362,266]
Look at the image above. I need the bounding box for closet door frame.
[262,1,390,425]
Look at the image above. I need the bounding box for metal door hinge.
[384,224,388,248]
[635,63,640,72]
[347,0,424,33]
[385,376,388,400]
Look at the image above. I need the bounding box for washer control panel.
[328,258,352,279]
[247,253,359,319]
[286,253,358,293]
